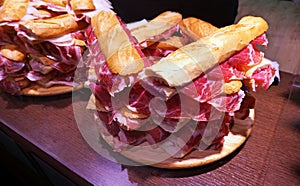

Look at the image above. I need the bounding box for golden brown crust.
[179,17,218,41]
[0,0,29,22]
[139,16,269,87]
[21,83,83,96]
[91,11,144,75]
[155,36,185,51]
[0,45,26,62]
[224,80,243,95]
[19,14,80,39]
[107,45,144,75]
[70,0,96,11]
[131,11,182,44]
[42,0,67,7]
[37,9,53,17]
[73,39,86,46]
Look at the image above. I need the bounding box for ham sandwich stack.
[86,11,279,163]
[85,11,280,163]
[0,0,111,95]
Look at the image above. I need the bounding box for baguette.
[42,0,67,7]
[179,17,242,95]
[91,11,145,75]
[0,45,26,62]
[131,11,182,44]
[0,0,29,22]
[154,36,185,51]
[223,80,242,95]
[70,0,96,11]
[139,16,269,87]
[19,14,82,39]
[179,17,218,41]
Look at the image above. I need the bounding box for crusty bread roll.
[19,14,82,39]
[0,0,29,22]
[178,17,242,95]
[131,11,182,44]
[179,17,218,41]
[224,80,242,95]
[70,0,96,11]
[91,11,144,75]
[154,36,185,51]
[0,45,26,62]
[42,0,67,7]
[139,16,269,87]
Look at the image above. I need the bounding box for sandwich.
[0,0,112,95]
[85,11,280,167]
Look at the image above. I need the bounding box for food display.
[0,0,112,95]
[0,0,279,168]
[84,10,279,168]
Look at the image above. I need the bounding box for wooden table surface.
[0,71,299,185]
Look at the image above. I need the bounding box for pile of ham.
[85,11,280,159]
[0,0,111,95]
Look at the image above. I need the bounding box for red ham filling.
[86,19,279,157]
[0,1,108,95]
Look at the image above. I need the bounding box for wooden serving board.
[21,83,84,96]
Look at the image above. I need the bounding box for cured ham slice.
[0,0,112,95]
[86,13,280,160]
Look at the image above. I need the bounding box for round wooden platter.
[21,83,84,96]
[96,109,255,169]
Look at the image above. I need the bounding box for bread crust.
[224,80,242,95]
[131,11,182,44]
[0,45,26,62]
[20,14,80,39]
[70,0,96,11]
[42,0,67,7]
[154,36,185,51]
[0,0,29,22]
[91,11,144,75]
[179,17,218,41]
[139,16,269,87]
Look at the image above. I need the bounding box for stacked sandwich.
[0,0,111,95]
[85,11,279,163]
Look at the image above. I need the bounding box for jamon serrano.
[0,0,112,95]
[86,11,280,161]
